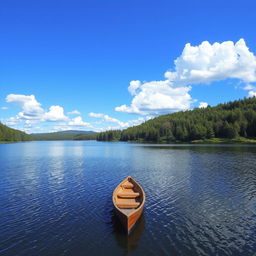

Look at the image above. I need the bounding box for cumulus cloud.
[6,94,44,120]
[199,102,208,108]
[5,94,68,122]
[44,106,68,121]
[165,39,256,85]
[89,112,147,129]
[116,39,256,115]
[68,110,81,115]
[115,80,193,115]
[68,116,91,127]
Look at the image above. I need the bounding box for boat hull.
[115,203,144,234]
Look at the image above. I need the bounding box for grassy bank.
[0,141,22,144]
[116,137,256,144]
[191,137,256,144]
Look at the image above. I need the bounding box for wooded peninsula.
[97,97,256,143]
[0,123,31,142]
[0,124,96,142]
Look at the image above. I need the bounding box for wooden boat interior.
[113,177,143,216]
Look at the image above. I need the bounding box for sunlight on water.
[0,141,256,256]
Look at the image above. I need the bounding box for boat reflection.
[111,210,145,253]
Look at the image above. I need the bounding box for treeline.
[0,123,31,142]
[73,133,97,140]
[31,132,97,141]
[97,97,256,142]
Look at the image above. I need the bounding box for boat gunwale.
[112,176,145,218]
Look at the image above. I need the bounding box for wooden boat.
[112,176,145,234]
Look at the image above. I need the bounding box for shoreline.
[190,137,256,144]
[2,137,256,144]
[96,137,256,144]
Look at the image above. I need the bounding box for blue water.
[0,141,256,255]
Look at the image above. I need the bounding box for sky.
[1,0,256,133]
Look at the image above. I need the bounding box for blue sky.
[1,0,256,133]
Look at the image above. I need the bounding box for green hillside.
[31,132,97,140]
[97,97,256,143]
[0,123,31,142]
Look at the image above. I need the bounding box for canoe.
[112,176,145,234]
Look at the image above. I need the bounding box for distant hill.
[97,97,256,143]
[31,131,97,140]
[58,130,96,134]
[0,123,31,142]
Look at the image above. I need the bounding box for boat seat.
[122,181,134,189]
[116,201,140,209]
[117,192,140,198]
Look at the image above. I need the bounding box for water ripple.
[0,141,256,255]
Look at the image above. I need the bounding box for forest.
[97,97,256,143]
[0,122,31,142]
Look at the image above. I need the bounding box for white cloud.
[243,84,256,90]
[30,126,45,133]
[5,94,68,123]
[242,84,256,98]
[5,94,95,132]
[46,116,92,133]
[44,105,68,121]
[199,102,208,108]
[89,112,147,129]
[116,39,256,116]
[165,39,256,85]
[128,80,141,96]
[115,80,192,115]
[68,116,91,127]
[248,91,256,97]
[126,116,150,127]
[68,110,81,115]
[1,107,8,110]
[6,94,44,120]
[89,112,123,125]
[4,117,20,126]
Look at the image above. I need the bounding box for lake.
[0,141,256,256]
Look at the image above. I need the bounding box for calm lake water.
[0,141,256,256]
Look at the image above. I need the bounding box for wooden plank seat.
[117,192,140,198]
[116,201,140,209]
[122,181,134,189]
